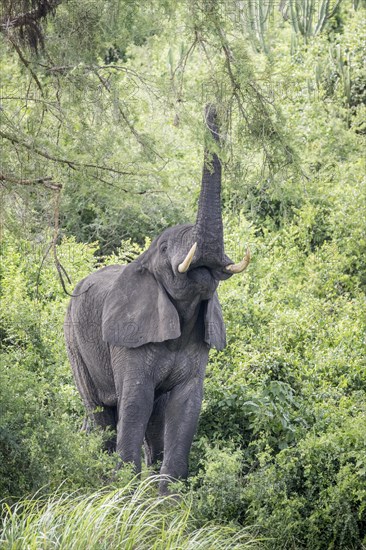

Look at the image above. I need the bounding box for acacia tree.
[1,0,360,264]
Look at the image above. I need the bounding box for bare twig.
[35,241,52,299]
[88,172,147,194]
[88,171,171,196]
[0,95,59,107]
[51,186,75,296]
[3,172,75,297]
[7,36,44,95]
[0,172,62,191]
[171,38,198,103]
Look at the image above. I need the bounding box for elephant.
[64,105,250,494]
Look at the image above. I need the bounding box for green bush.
[189,443,246,524]
[0,236,134,499]
[0,4,365,547]
[244,413,366,549]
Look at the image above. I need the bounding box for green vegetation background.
[0,1,365,548]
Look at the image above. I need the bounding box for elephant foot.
[103,439,117,454]
[158,474,183,499]
[80,415,92,433]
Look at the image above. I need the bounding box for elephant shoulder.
[67,264,127,319]
[72,264,126,294]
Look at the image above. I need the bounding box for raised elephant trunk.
[65,102,251,497]
[193,104,226,266]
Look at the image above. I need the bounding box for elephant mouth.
[187,266,219,291]
[178,241,251,277]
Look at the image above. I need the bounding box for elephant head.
[102,105,250,351]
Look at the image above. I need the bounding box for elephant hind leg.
[144,393,169,469]
[65,319,116,452]
[91,405,117,454]
[80,403,117,454]
[65,315,100,413]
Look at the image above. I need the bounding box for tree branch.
[0,129,146,176]
[0,1,62,31]
[8,36,44,95]
[36,62,159,97]
[0,172,62,190]
[94,70,165,161]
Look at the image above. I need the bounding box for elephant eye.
[160,243,168,254]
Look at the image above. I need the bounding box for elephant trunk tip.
[204,104,220,143]
[205,103,217,119]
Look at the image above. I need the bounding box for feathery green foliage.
[1,1,365,549]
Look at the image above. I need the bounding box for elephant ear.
[203,292,226,351]
[102,262,181,348]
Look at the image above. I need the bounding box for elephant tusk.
[178,242,197,273]
[225,247,251,274]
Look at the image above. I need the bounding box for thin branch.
[8,36,44,95]
[1,172,75,297]
[0,95,58,106]
[36,61,160,98]
[94,71,165,161]
[44,62,153,81]
[51,186,75,296]
[0,95,64,123]
[0,1,61,31]
[88,172,170,196]
[171,37,198,103]
[0,172,62,191]
[89,172,148,194]
[0,129,146,176]
[51,188,94,297]
[35,241,52,299]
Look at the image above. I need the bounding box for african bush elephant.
[64,105,250,494]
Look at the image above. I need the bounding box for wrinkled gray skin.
[64,106,237,494]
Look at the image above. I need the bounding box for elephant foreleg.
[116,379,155,472]
[159,377,204,494]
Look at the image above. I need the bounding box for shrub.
[243,413,366,549]
[0,236,138,498]
[189,443,246,524]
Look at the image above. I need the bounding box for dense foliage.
[1,1,365,548]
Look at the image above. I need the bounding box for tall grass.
[0,476,261,549]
